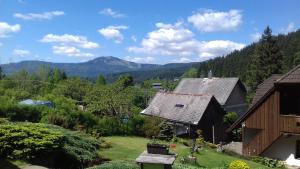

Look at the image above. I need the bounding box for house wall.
[262,135,300,167]
[243,91,281,156]
[224,83,247,117]
[198,99,227,143]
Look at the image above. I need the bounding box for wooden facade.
[243,89,300,156]
[243,91,280,156]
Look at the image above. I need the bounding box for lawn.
[100,136,273,169]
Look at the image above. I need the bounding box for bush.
[88,160,139,169]
[252,156,285,168]
[142,116,162,138]
[46,124,100,165]
[0,122,101,169]
[0,103,44,122]
[229,160,250,169]
[0,123,63,159]
[174,164,204,169]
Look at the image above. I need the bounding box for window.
[295,140,300,159]
[280,85,300,116]
[175,104,184,108]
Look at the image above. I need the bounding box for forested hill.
[1,56,198,79]
[196,29,300,82]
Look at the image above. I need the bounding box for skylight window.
[175,104,184,108]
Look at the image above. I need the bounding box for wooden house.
[229,65,300,167]
[141,92,227,143]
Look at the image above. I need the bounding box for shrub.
[174,164,204,169]
[229,160,250,169]
[0,123,63,159]
[252,156,285,168]
[88,160,139,169]
[142,116,162,138]
[46,124,100,165]
[0,103,44,122]
[0,122,101,169]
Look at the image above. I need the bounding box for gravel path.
[223,141,243,155]
[22,165,49,169]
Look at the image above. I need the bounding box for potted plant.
[147,138,169,155]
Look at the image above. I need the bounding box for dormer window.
[175,104,184,108]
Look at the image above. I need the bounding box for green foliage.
[0,66,5,80]
[117,74,134,88]
[294,51,300,66]
[96,74,106,86]
[53,77,91,101]
[0,122,101,168]
[142,116,162,138]
[247,26,283,91]
[0,102,45,122]
[158,121,174,141]
[182,67,199,78]
[174,164,205,169]
[47,124,100,163]
[88,160,139,169]
[252,156,285,168]
[223,112,239,125]
[0,123,63,159]
[229,160,250,169]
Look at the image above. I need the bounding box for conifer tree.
[0,66,4,80]
[247,26,283,91]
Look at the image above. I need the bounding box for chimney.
[208,70,213,79]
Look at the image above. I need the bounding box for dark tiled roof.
[251,74,282,106]
[276,64,300,83]
[141,92,217,124]
[174,78,244,105]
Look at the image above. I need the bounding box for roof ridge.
[276,64,300,83]
[158,91,213,97]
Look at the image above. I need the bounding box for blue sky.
[0,0,299,64]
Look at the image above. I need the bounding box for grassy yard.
[100,136,273,169]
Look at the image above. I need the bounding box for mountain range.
[1,56,199,81]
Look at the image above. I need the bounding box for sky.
[0,0,299,64]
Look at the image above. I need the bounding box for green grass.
[100,136,272,169]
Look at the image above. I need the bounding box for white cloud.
[41,34,99,49]
[52,46,94,58]
[0,22,21,38]
[250,32,261,42]
[14,11,65,21]
[187,9,242,32]
[124,56,154,63]
[13,49,31,57]
[41,34,98,58]
[98,25,128,43]
[177,57,192,63]
[281,22,296,34]
[99,8,125,18]
[128,21,245,61]
[131,35,137,42]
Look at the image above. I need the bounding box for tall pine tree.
[0,66,4,80]
[247,26,283,91]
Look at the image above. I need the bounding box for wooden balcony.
[280,114,300,133]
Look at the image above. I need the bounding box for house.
[19,99,53,108]
[228,65,300,167]
[141,92,227,143]
[174,78,248,117]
